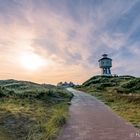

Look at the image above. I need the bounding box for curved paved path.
[57,88,140,140]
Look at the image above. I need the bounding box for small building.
[98,54,112,76]
[57,82,75,88]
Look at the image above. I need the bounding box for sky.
[0,0,140,84]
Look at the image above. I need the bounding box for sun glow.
[20,52,46,71]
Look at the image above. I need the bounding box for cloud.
[0,0,140,84]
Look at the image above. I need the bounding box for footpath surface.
[57,88,140,140]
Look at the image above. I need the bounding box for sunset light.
[20,52,45,71]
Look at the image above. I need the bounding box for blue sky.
[0,0,140,84]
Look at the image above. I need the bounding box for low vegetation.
[0,79,73,140]
[76,75,140,129]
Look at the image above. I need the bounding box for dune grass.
[0,80,73,140]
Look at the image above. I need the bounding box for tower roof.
[98,54,112,62]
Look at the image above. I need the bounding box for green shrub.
[121,79,140,91]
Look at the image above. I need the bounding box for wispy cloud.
[0,0,140,84]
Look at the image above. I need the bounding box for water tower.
[98,54,112,76]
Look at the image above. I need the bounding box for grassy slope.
[76,75,140,129]
[0,79,73,140]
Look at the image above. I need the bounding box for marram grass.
[0,80,73,140]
